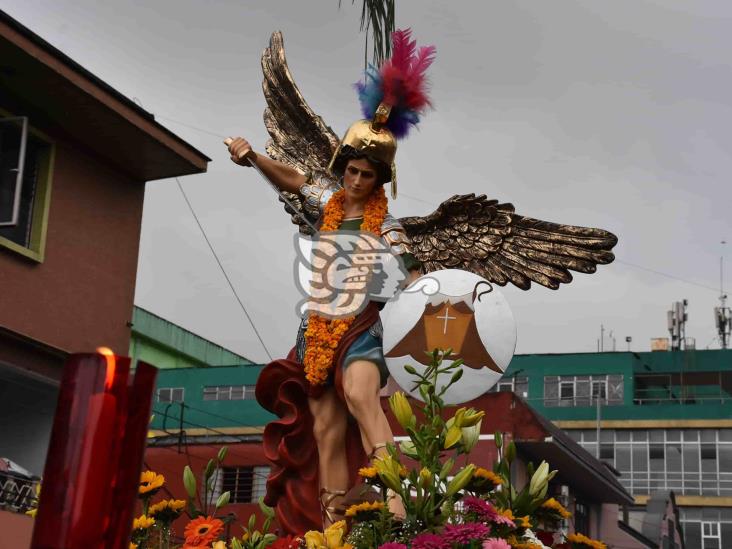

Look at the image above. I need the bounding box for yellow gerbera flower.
[518,515,532,528]
[358,466,378,479]
[139,470,165,496]
[132,514,155,530]
[567,533,607,549]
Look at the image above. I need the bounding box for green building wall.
[149,365,274,431]
[506,349,732,422]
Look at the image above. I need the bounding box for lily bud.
[399,440,419,459]
[444,425,462,449]
[215,491,230,509]
[461,420,482,453]
[459,408,485,428]
[505,441,516,463]
[440,457,455,480]
[389,391,415,429]
[183,465,196,498]
[446,464,475,496]
[529,461,550,496]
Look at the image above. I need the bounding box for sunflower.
[149,498,186,523]
[138,470,165,497]
[184,515,225,546]
[345,500,384,520]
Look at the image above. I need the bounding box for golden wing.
[400,194,618,290]
[261,31,341,234]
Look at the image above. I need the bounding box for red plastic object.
[30,353,157,549]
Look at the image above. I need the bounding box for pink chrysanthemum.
[378,544,408,549]
[462,496,499,521]
[411,533,450,549]
[443,522,491,544]
[483,538,512,549]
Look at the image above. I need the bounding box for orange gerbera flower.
[184,515,224,546]
[303,186,388,386]
[183,516,224,545]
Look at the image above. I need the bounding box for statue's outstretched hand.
[224,137,257,167]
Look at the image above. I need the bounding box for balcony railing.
[0,470,39,514]
[632,395,732,406]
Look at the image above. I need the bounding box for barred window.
[544,374,623,407]
[211,466,271,504]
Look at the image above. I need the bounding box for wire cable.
[175,177,273,361]
[156,112,726,297]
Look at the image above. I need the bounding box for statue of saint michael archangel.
[225,29,617,535]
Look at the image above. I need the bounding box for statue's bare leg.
[308,388,349,527]
[343,360,406,518]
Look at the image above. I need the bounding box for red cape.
[255,303,379,535]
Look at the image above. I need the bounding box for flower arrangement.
[255,349,609,549]
[303,185,389,386]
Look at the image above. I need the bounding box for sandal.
[320,486,347,527]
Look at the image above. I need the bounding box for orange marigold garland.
[303,186,388,385]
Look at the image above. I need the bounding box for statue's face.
[343,158,378,203]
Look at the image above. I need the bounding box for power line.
[616,259,720,293]
[175,177,273,361]
[157,111,726,297]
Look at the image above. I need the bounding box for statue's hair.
[330,144,392,185]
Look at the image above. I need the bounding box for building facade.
[494,349,732,549]
[0,8,209,542]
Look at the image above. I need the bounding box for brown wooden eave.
[0,10,210,181]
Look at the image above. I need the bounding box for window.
[0,114,54,261]
[544,375,623,407]
[490,376,528,398]
[702,521,721,549]
[218,466,270,504]
[157,387,184,403]
[559,380,575,406]
[203,385,256,401]
[591,380,607,403]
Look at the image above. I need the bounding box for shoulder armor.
[300,174,337,218]
[380,213,413,255]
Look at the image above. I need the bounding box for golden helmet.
[327,104,398,198]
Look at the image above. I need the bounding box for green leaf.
[231,538,243,549]
[259,496,275,519]
[183,465,197,498]
[215,490,231,509]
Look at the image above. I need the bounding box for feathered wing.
[400,194,618,290]
[261,31,340,234]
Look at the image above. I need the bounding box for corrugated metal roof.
[131,307,253,366]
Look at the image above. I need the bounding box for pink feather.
[389,29,416,73]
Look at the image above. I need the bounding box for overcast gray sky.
[6,0,730,362]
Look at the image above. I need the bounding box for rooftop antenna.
[715,240,731,349]
[668,299,688,351]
